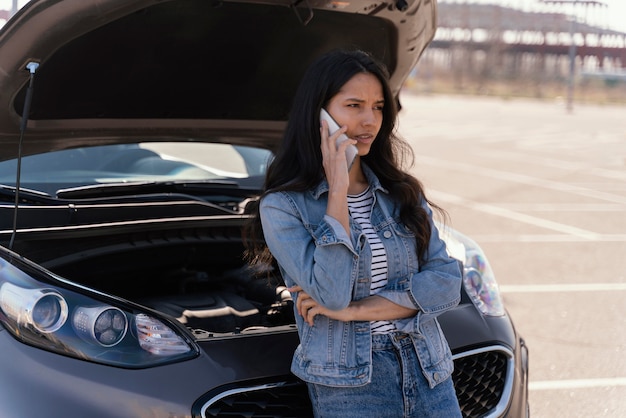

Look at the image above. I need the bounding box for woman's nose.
[361,109,378,127]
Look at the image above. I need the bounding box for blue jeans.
[307,333,462,418]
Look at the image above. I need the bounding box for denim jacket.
[259,164,462,388]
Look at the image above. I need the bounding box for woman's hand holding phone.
[320,109,358,171]
[319,109,356,234]
[320,110,356,189]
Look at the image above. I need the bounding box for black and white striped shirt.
[347,187,396,334]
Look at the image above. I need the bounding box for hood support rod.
[9,61,39,251]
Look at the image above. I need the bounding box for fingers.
[320,120,330,155]
[291,287,307,316]
[298,297,319,326]
[303,305,319,326]
[291,288,320,326]
[320,120,350,162]
[295,291,313,317]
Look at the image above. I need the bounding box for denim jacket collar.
[310,163,389,200]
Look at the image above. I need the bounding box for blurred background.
[406,0,626,108]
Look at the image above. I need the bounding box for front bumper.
[0,306,529,418]
[0,327,298,418]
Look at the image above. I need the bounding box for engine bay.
[8,217,295,339]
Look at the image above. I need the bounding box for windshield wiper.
[55,180,245,200]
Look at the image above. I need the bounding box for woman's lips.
[353,134,374,144]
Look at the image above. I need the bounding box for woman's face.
[325,72,384,158]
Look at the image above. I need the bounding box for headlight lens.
[0,283,68,333]
[0,256,197,367]
[72,305,128,347]
[439,226,505,316]
[136,313,194,355]
[462,249,505,316]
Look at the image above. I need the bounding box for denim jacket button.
[433,372,440,381]
[383,230,392,239]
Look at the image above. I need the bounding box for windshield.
[0,142,273,196]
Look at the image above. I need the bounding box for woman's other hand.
[289,285,418,326]
[290,285,353,326]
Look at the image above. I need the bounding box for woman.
[245,49,463,417]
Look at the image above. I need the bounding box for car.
[0,0,529,417]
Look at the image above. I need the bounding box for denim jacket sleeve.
[260,191,358,310]
[376,202,463,333]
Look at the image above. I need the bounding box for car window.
[0,142,273,196]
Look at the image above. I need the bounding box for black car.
[0,1,528,417]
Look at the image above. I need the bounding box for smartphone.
[320,108,358,170]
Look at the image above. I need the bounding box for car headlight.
[439,225,505,317]
[0,283,68,333]
[71,305,128,347]
[0,255,198,368]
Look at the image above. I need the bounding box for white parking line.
[500,283,626,293]
[466,234,626,243]
[493,203,626,212]
[530,377,626,391]
[478,149,626,182]
[429,190,603,240]
[418,156,626,205]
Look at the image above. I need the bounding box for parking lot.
[397,93,626,417]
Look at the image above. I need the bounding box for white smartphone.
[320,108,358,170]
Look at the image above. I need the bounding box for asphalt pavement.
[397,92,626,418]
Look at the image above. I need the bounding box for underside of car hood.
[0,0,436,160]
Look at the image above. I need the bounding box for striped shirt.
[347,187,396,334]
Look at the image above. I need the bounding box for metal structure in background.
[429,0,625,111]
[0,1,19,20]
[434,0,624,64]
[539,1,608,112]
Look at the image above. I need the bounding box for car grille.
[198,379,312,418]
[452,347,511,417]
[198,347,513,418]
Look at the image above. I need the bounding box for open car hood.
[0,0,436,160]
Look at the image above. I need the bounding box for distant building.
[408,1,625,103]
[431,2,625,74]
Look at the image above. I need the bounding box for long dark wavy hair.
[244,49,444,267]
